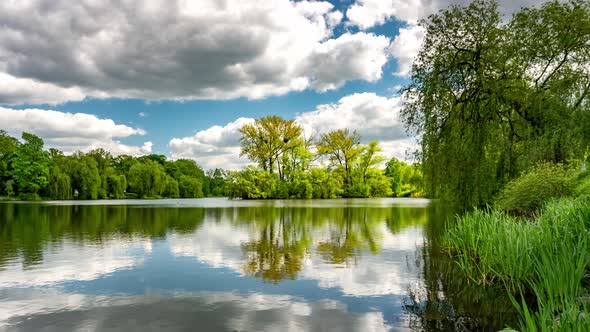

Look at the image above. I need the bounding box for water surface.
[0,198,515,331]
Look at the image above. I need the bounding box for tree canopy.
[402,0,590,208]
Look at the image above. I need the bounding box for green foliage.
[0,130,19,195]
[366,168,393,197]
[163,176,180,198]
[402,0,590,209]
[4,179,14,197]
[316,129,362,187]
[444,198,590,330]
[384,157,424,197]
[495,163,577,214]
[178,175,204,198]
[308,168,342,199]
[48,167,72,200]
[575,171,590,196]
[10,132,50,196]
[239,115,303,177]
[0,131,228,200]
[128,160,167,198]
[232,122,400,199]
[108,175,127,199]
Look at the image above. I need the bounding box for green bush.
[575,171,590,196]
[495,163,577,214]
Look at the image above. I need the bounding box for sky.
[0,0,542,170]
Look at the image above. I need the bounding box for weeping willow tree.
[402,0,590,208]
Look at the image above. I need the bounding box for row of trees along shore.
[0,126,423,200]
[0,131,227,200]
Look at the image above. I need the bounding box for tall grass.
[444,197,590,329]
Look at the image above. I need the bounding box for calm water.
[0,198,515,331]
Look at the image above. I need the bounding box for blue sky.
[0,0,536,169]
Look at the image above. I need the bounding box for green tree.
[128,160,167,198]
[10,132,50,197]
[239,115,303,178]
[384,157,404,196]
[357,141,386,183]
[402,0,590,208]
[48,166,72,200]
[178,175,204,198]
[316,129,362,187]
[4,180,14,197]
[107,174,127,199]
[163,176,180,198]
[0,131,19,195]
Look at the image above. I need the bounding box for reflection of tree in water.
[0,204,208,268]
[316,208,381,265]
[239,206,414,281]
[402,204,518,331]
[241,209,311,283]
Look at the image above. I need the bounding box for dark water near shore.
[0,198,516,331]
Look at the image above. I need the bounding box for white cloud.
[169,117,254,169]
[297,92,415,159]
[0,290,391,332]
[0,73,87,106]
[0,107,152,155]
[169,93,416,170]
[389,25,425,76]
[0,0,390,105]
[302,33,390,91]
[0,237,151,288]
[346,0,400,29]
[346,0,549,77]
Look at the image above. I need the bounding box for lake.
[0,198,515,331]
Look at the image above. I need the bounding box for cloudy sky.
[0,0,540,169]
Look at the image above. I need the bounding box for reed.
[444,197,590,329]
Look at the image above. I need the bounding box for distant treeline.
[0,131,226,200]
[0,129,422,200]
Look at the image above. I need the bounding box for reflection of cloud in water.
[169,222,252,272]
[169,221,423,297]
[0,238,151,288]
[302,226,423,296]
[0,289,392,332]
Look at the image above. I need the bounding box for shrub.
[495,163,577,215]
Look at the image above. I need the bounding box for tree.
[0,131,19,196]
[401,0,590,208]
[163,176,180,198]
[128,160,167,198]
[316,129,362,187]
[239,115,303,178]
[10,132,50,197]
[48,166,72,200]
[357,141,386,183]
[384,157,404,196]
[178,175,204,198]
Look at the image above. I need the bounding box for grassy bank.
[443,198,590,330]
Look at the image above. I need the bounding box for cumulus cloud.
[302,33,390,91]
[0,107,152,155]
[389,25,425,76]
[0,0,392,105]
[169,117,254,170]
[0,73,88,106]
[169,93,416,170]
[347,0,549,77]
